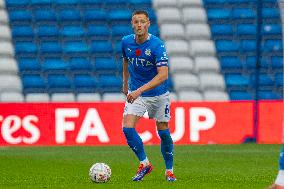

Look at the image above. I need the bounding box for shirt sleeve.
[155,41,169,67]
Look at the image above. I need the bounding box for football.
[89,163,111,183]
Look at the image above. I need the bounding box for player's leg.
[122,99,152,181]
[122,114,148,164]
[149,92,176,181]
[267,147,284,189]
[274,147,284,188]
[156,121,176,182]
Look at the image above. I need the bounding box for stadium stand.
[2,0,161,102]
[203,0,283,100]
[0,0,283,102]
[153,0,226,101]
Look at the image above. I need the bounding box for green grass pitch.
[0,144,281,189]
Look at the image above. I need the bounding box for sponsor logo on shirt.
[145,48,151,56]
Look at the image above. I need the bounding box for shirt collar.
[133,33,151,41]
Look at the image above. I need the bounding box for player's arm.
[138,66,168,93]
[122,58,129,96]
[126,66,168,103]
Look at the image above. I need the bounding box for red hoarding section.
[0,103,126,146]
[257,101,284,144]
[0,101,281,146]
[168,102,254,144]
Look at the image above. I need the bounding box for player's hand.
[126,89,142,103]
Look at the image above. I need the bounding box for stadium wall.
[0,101,282,146]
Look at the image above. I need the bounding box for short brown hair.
[132,10,149,18]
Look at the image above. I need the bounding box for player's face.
[131,14,150,36]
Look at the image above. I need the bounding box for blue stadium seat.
[98,75,122,92]
[216,40,239,52]
[15,42,37,54]
[230,91,253,100]
[40,42,63,54]
[275,73,283,86]
[73,75,99,91]
[95,58,118,73]
[47,74,72,90]
[207,8,231,20]
[227,0,256,3]
[203,0,228,4]
[207,0,256,3]
[69,58,93,71]
[54,0,79,5]
[79,0,102,5]
[241,40,256,52]
[5,0,29,7]
[225,74,250,87]
[145,9,157,22]
[111,25,132,37]
[232,8,256,19]
[258,91,281,100]
[108,9,132,21]
[12,26,34,38]
[59,10,81,21]
[271,56,283,68]
[245,56,256,68]
[36,25,59,37]
[9,10,32,22]
[236,24,256,36]
[83,10,107,21]
[18,58,41,72]
[22,75,46,91]
[104,0,130,9]
[220,56,242,70]
[262,0,277,2]
[129,0,152,6]
[261,24,282,35]
[114,41,122,54]
[31,0,52,5]
[211,24,233,36]
[262,39,283,52]
[91,41,113,53]
[34,9,57,21]
[105,0,128,4]
[260,57,270,68]
[262,8,280,19]
[149,24,159,36]
[258,74,274,86]
[87,24,110,37]
[63,41,89,54]
[42,59,68,72]
[61,26,85,38]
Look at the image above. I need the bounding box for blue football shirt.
[121,34,169,97]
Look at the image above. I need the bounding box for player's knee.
[122,119,133,128]
[122,115,139,128]
[156,121,168,130]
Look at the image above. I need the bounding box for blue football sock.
[279,146,284,170]
[123,127,146,161]
[158,129,174,170]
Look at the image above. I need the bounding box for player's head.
[131,10,150,36]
